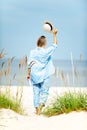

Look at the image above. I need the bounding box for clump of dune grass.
[0,90,24,114]
[43,91,87,117]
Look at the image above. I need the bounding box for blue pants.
[32,78,49,108]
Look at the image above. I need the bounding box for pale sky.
[0,0,87,60]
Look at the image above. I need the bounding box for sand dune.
[0,87,87,130]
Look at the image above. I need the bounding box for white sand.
[0,87,87,130]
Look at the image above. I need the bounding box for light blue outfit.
[28,43,57,107]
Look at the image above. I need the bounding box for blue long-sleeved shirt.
[28,43,57,84]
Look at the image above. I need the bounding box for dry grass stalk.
[19,56,28,69]
[80,53,82,61]
[71,52,75,86]
[61,71,65,81]
[7,58,11,75]
[15,87,23,104]
[11,56,15,63]
[12,73,16,80]
[0,48,7,59]
[1,62,5,68]
[19,87,24,103]
[4,70,7,76]
[0,70,3,78]
[74,67,78,77]
[16,87,19,101]
[66,73,70,86]
[61,71,67,86]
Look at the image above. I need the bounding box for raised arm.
[42,29,58,59]
[53,29,58,44]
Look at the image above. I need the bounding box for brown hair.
[37,36,46,47]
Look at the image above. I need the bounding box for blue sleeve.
[44,44,57,58]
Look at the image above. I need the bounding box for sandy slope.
[0,87,87,130]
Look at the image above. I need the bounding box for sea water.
[0,59,87,87]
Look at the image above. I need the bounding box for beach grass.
[0,89,24,114]
[43,91,87,117]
